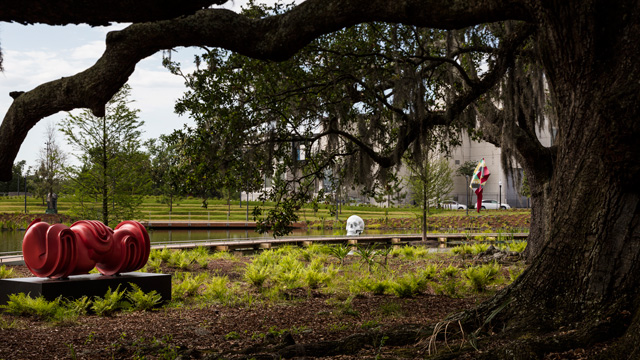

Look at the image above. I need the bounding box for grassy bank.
[0,195,531,231]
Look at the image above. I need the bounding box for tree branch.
[0,0,224,26]
[0,0,532,180]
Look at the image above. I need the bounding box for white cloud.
[5,0,306,167]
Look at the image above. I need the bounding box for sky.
[0,0,301,170]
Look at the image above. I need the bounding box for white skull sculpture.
[346,215,365,236]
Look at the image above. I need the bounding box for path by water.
[0,228,420,253]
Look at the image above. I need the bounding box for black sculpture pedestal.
[0,272,171,305]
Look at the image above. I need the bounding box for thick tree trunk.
[464,1,640,355]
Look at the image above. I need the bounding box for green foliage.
[434,265,463,298]
[59,84,149,226]
[172,272,207,300]
[405,151,455,215]
[201,276,232,303]
[328,295,359,317]
[244,262,271,289]
[354,245,378,273]
[0,265,15,279]
[0,315,18,329]
[464,263,502,293]
[328,244,351,265]
[302,267,333,289]
[225,331,240,340]
[497,240,528,253]
[389,273,427,298]
[451,243,489,257]
[67,296,92,316]
[126,283,162,311]
[1,294,70,322]
[92,285,127,316]
[362,277,392,295]
[361,320,381,330]
[509,267,525,282]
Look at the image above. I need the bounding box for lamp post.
[24,168,30,213]
[499,180,502,211]
[465,175,469,216]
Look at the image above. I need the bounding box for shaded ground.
[0,247,604,359]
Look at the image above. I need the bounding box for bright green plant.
[92,285,128,316]
[275,265,303,289]
[172,272,207,300]
[328,244,351,265]
[302,267,332,289]
[0,315,18,329]
[126,283,162,311]
[434,265,462,298]
[244,262,271,288]
[464,263,502,292]
[1,293,71,322]
[365,278,392,295]
[225,331,240,340]
[142,256,162,273]
[201,276,231,303]
[354,245,377,273]
[66,296,92,316]
[389,274,423,298]
[0,265,15,279]
[361,319,381,330]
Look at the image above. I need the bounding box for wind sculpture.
[22,219,150,279]
[469,158,490,213]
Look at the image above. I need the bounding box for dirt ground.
[0,253,607,360]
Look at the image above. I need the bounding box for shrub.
[126,283,162,311]
[464,263,501,292]
[244,262,271,288]
[66,296,92,316]
[92,285,127,316]
[389,274,423,298]
[0,265,15,279]
[2,293,70,322]
[328,244,351,265]
[171,272,207,300]
[302,268,332,289]
[201,276,231,303]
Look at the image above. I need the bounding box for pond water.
[0,228,419,254]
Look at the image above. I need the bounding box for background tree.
[59,84,149,226]
[145,136,183,213]
[456,159,478,208]
[405,150,453,241]
[31,123,66,206]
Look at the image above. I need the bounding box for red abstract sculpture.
[23,219,150,278]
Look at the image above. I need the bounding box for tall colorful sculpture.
[22,219,150,279]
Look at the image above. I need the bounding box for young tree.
[59,84,149,226]
[31,123,66,207]
[145,136,183,213]
[456,160,478,208]
[406,151,454,241]
[1,1,640,357]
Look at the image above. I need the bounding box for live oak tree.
[59,84,149,226]
[0,1,639,358]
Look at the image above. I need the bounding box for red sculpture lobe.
[22,219,150,279]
